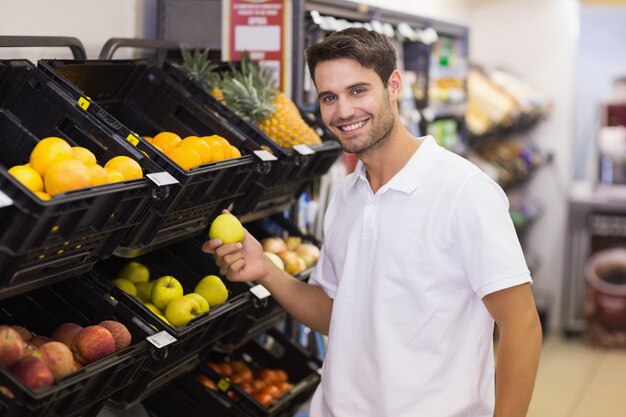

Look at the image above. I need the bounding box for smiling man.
[204,27,542,417]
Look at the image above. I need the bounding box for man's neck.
[358,125,421,193]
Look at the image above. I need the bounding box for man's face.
[315,59,397,155]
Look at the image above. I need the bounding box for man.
[204,28,542,417]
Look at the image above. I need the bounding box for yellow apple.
[112,278,137,296]
[185,293,210,314]
[264,252,285,270]
[117,261,150,283]
[150,276,184,309]
[165,295,203,327]
[194,275,229,308]
[136,281,154,303]
[208,213,245,244]
[144,303,162,316]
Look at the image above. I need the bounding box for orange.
[33,191,51,201]
[152,132,182,153]
[228,145,242,159]
[44,160,90,196]
[107,171,125,183]
[87,165,109,186]
[143,136,153,143]
[179,136,212,164]
[30,137,73,176]
[71,147,97,166]
[104,156,143,180]
[166,146,202,170]
[8,165,44,192]
[201,136,225,162]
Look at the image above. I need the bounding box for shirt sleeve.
[449,173,532,298]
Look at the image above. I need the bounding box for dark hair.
[305,27,397,87]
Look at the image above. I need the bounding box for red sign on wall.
[224,0,290,92]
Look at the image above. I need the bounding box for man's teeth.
[340,121,365,131]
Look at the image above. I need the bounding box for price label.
[146,331,177,349]
[250,284,271,300]
[126,133,139,146]
[293,144,315,155]
[217,378,231,392]
[0,190,13,208]
[146,172,179,187]
[77,96,90,111]
[253,150,277,162]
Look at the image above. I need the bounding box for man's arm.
[482,283,542,417]
[203,230,333,335]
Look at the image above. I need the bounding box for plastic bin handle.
[99,37,191,65]
[0,35,86,59]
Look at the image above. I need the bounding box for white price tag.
[253,150,277,162]
[250,284,271,300]
[146,172,179,187]
[146,331,177,348]
[293,144,315,155]
[0,190,13,208]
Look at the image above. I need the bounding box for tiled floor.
[528,335,626,417]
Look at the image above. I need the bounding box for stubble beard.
[337,96,396,156]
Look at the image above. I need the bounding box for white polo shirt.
[308,136,531,417]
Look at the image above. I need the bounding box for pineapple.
[180,48,223,101]
[180,50,321,149]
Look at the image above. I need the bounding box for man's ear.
[387,70,402,98]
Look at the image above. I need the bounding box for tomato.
[276,382,293,394]
[239,382,254,395]
[218,362,234,377]
[253,393,274,408]
[251,379,266,393]
[274,369,289,383]
[259,384,281,399]
[231,361,250,374]
[257,369,278,384]
[208,362,221,374]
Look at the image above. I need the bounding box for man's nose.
[336,98,356,120]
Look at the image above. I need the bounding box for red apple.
[72,359,83,372]
[39,342,74,380]
[72,326,116,365]
[29,335,52,348]
[0,326,24,368]
[10,356,53,389]
[51,323,83,348]
[98,320,131,351]
[10,326,32,343]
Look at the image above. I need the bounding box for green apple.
[151,276,184,309]
[144,303,162,316]
[165,295,203,327]
[208,213,245,244]
[112,278,137,296]
[264,251,285,270]
[194,275,229,308]
[117,261,150,283]
[156,314,172,326]
[185,293,210,314]
[136,281,154,302]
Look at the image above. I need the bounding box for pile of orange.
[145,132,241,171]
[7,136,143,200]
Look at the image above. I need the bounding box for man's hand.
[202,227,272,284]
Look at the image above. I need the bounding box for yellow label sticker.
[77,97,90,110]
[126,134,139,146]
[217,378,231,392]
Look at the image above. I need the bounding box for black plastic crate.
[0,276,154,417]
[0,60,164,297]
[89,238,256,406]
[144,328,321,417]
[37,58,271,256]
[163,62,342,216]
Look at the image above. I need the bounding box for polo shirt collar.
[347,136,440,194]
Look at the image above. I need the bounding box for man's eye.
[322,95,336,103]
[352,88,365,95]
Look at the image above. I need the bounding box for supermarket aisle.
[528,335,626,417]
